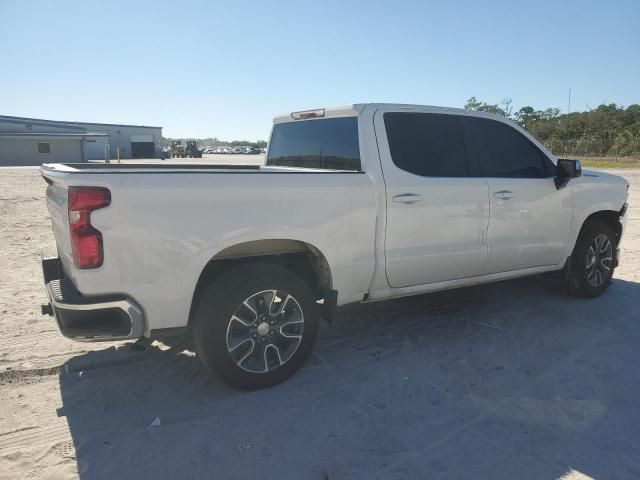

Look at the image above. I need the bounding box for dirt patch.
[1,167,639,479]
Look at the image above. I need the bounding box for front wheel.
[192,263,320,390]
[568,221,617,298]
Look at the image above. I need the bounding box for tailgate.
[42,172,73,274]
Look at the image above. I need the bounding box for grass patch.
[580,160,640,169]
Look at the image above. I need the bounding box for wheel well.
[579,210,622,244]
[188,240,333,326]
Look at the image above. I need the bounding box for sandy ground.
[0,165,639,479]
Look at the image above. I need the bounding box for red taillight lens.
[68,187,111,269]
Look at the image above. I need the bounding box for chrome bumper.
[41,257,144,342]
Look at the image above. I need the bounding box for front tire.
[192,262,320,390]
[568,221,617,298]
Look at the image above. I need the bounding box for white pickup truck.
[41,104,629,389]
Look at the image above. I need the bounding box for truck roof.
[273,105,365,124]
[271,103,555,163]
[272,103,509,124]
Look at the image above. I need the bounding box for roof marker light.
[291,108,325,120]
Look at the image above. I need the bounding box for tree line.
[465,97,640,158]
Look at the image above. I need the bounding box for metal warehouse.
[0,115,163,166]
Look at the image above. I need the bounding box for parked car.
[40,104,629,390]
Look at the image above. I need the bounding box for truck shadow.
[58,277,640,479]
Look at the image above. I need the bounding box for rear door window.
[267,117,361,171]
[460,116,555,178]
[383,112,470,177]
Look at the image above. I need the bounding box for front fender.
[565,171,628,257]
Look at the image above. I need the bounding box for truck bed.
[40,163,359,174]
[40,162,377,335]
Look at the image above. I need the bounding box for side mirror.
[555,158,582,189]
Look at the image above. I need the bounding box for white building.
[0,115,163,166]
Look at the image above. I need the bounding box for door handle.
[393,193,423,204]
[493,190,514,200]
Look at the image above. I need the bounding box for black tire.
[192,262,320,390]
[567,221,617,298]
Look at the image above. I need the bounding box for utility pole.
[568,88,571,115]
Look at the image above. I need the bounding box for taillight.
[68,187,111,268]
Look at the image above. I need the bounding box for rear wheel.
[192,262,319,390]
[568,221,617,298]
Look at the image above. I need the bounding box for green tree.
[464,96,511,118]
[515,106,538,127]
[464,97,640,158]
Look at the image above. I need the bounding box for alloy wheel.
[225,290,304,373]
[585,233,613,288]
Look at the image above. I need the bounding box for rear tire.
[567,221,617,298]
[192,262,320,390]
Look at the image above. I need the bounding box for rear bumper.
[41,257,144,341]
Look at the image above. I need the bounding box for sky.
[1,0,638,140]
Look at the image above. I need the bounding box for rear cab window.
[266,117,361,171]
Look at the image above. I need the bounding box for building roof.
[0,114,161,130]
[0,132,108,139]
